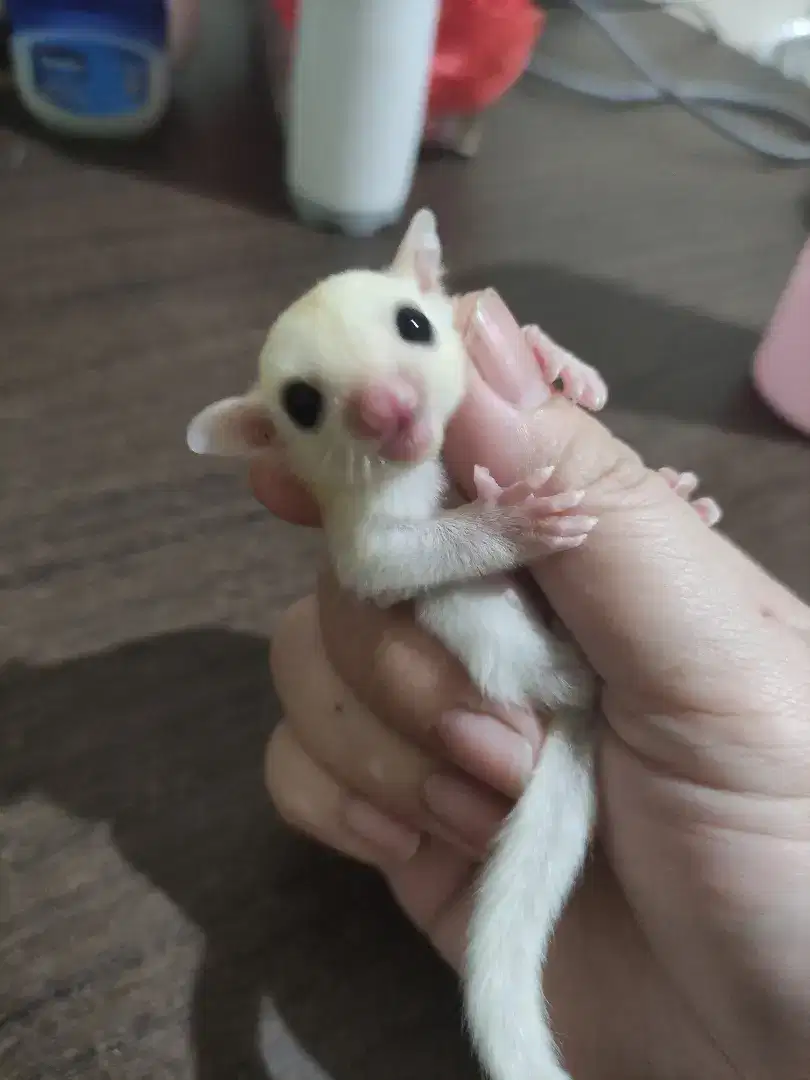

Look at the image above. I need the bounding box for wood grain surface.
[2,4,809,1078]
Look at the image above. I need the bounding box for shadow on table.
[1,628,475,1080]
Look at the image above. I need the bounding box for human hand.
[258,290,810,1079]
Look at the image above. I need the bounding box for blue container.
[6,0,171,136]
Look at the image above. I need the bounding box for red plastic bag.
[271,0,544,118]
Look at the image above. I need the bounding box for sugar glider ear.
[187,393,277,457]
[390,207,444,294]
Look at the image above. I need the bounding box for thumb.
[444,292,808,726]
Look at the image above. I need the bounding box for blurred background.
[2,3,809,1079]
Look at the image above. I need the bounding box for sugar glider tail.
[463,709,598,1080]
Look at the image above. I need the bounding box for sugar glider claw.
[522,324,608,411]
[472,464,595,557]
[659,467,722,527]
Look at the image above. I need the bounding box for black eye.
[281,379,324,430]
[395,305,434,345]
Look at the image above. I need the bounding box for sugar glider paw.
[691,498,722,527]
[473,465,597,556]
[522,325,608,411]
[659,467,722,527]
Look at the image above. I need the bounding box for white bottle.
[285,0,441,237]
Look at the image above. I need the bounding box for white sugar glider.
[187,209,721,1080]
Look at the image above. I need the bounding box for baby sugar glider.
[187,208,721,1080]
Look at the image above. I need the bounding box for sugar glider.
[186,209,721,1080]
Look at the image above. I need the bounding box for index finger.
[249,457,322,527]
[448,361,810,717]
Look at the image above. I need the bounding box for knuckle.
[264,727,315,829]
[264,729,295,817]
[271,790,307,830]
[270,595,321,693]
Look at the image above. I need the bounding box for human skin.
[253,290,810,1080]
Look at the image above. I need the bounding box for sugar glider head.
[187,208,468,491]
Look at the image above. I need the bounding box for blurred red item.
[271,0,544,116]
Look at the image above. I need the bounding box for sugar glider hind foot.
[659,466,723,526]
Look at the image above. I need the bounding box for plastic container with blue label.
[7,1,171,137]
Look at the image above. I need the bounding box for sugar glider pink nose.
[345,380,420,441]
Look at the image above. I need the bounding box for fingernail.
[423,774,504,848]
[466,289,550,409]
[343,798,420,860]
[440,711,535,785]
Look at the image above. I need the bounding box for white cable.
[529,0,810,163]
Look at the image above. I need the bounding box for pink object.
[270,0,542,115]
[267,0,543,155]
[753,239,810,436]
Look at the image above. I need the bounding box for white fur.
[464,704,597,1080]
[187,208,599,1080]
